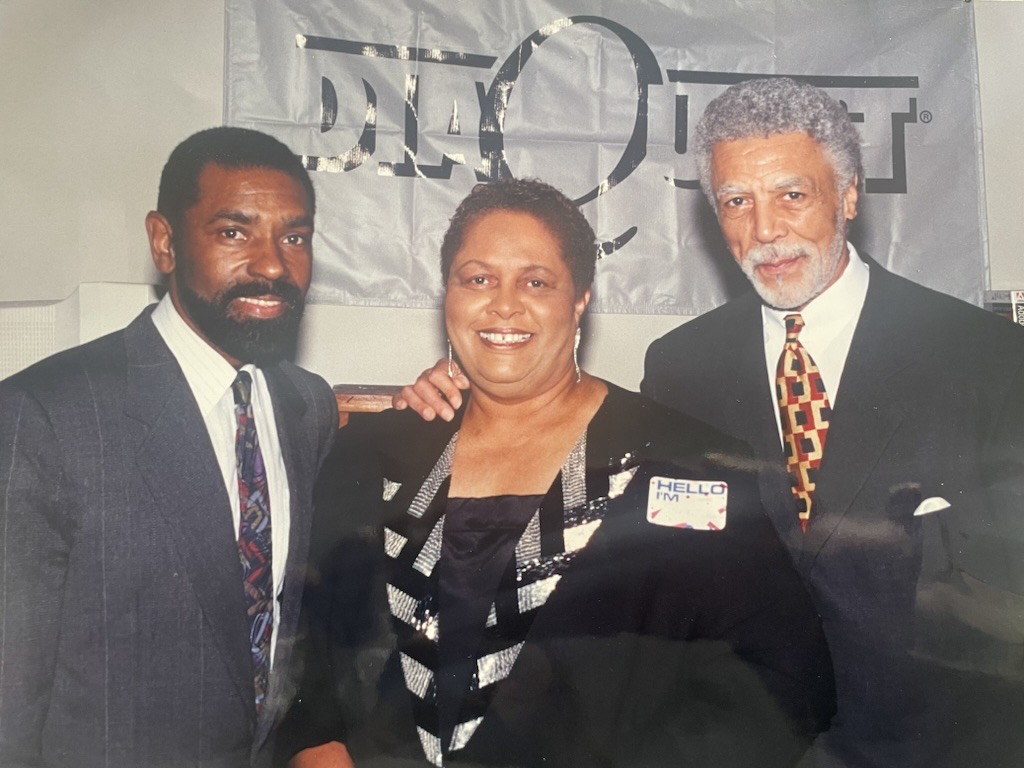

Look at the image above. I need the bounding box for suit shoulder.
[595,384,754,465]
[649,295,757,351]
[1,330,127,402]
[877,270,1024,356]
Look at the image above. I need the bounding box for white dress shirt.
[151,294,291,665]
[761,244,871,447]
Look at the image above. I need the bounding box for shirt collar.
[151,293,243,417]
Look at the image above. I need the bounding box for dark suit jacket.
[642,260,1024,767]
[284,383,834,767]
[0,308,338,768]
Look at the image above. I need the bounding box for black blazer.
[0,308,338,768]
[642,260,1024,767]
[286,383,834,768]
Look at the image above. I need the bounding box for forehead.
[190,163,312,217]
[458,210,564,265]
[710,131,836,188]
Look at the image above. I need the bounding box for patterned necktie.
[232,370,273,711]
[775,314,831,532]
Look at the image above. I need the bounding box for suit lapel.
[717,298,803,542]
[800,264,915,568]
[123,314,256,723]
[255,367,312,743]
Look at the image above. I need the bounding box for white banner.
[225,0,984,315]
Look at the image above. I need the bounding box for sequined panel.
[561,431,587,510]
[384,527,407,559]
[382,478,402,501]
[417,727,443,767]
[413,515,445,576]
[449,717,484,752]
[608,466,638,499]
[387,584,418,627]
[514,511,541,568]
[563,496,608,529]
[409,433,458,518]
[518,574,562,613]
[477,641,525,688]
[564,518,601,554]
[400,652,434,700]
[485,602,497,628]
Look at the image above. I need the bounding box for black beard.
[177,279,305,366]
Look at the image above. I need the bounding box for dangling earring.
[573,327,581,383]
[447,339,454,378]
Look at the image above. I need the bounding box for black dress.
[281,383,835,767]
[436,495,543,756]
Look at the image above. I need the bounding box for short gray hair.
[693,77,863,205]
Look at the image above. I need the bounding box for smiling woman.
[281,179,837,768]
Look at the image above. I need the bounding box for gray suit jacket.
[642,261,1024,767]
[0,308,338,768]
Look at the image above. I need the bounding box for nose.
[248,238,287,282]
[488,282,524,319]
[753,201,787,244]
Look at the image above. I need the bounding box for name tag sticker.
[647,477,728,530]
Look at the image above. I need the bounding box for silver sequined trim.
[384,528,407,559]
[608,466,638,499]
[477,641,525,688]
[485,602,497,628]
[409,433,458,518]
[387,584,418,627]
[400,652,434,700]
[561,430,587,510]
[518,574,562,613]
[417,727,443,767]
[514,511,541,568]
[564,518,601,554]
[413,515,445,576]
[382,478,402,501]
[449,717,484,752]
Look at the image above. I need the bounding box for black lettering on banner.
[378,74,466,179]
[301,77,377,173]
[476,15,663,207]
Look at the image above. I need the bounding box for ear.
[574,289,591,324]
[842,175,859,222]
[146,211,176,276]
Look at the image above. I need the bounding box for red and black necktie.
[775,314,831,532]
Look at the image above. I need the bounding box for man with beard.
[398,79,1024,767]
[0,127,338,768]
[641,78,1024,767]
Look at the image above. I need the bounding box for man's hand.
[392,358,470,422]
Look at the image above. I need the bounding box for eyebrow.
[454,259,561,278]
[206,210,314,229]
[714,176,813,198]
[771,176,812,190]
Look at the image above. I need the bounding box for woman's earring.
[573,327,581,383]
[447,339,454,378]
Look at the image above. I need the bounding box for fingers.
[391,359,470,422]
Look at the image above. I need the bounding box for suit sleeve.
[0,383,75,767]
[639,336,664,401]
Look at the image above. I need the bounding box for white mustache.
[746,244,810,267]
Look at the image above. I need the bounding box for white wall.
[2,0,1023,388]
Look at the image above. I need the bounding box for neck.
[462,368,591,431]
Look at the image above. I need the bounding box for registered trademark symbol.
[921,110,933,123]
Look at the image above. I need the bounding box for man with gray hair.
[642,77,1024,767]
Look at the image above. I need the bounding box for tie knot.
[232,370,253,407]
[784,313,805,343]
